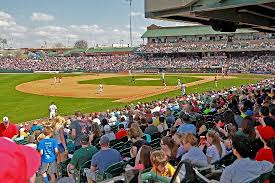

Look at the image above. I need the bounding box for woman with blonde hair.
[206,130,226,164]
[52,116,68,162]
[129,127,146,158]
[129,122,144,137]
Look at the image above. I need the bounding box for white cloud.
[70,24,104,34]
[31,12,55,22]
[0,11,16,27]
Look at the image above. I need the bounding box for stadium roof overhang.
[145,0,275,32]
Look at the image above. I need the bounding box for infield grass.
[79,75,201,86]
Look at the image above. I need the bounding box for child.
[150,150,175,177]
[37,126,59,183]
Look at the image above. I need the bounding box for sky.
[0,0,195,48]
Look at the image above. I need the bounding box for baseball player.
[49,102,57,119]
[98,83,103,94]
[181,83,186,95]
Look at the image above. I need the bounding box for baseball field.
[0,73,270,123]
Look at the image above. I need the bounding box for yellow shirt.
[153,118,160,127]
[151,163,176,177]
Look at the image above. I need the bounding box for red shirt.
[255,148,274,183]
[255,147,274,163]
[115,129,127,139]
[0,123,18,139]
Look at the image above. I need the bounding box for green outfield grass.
[79,75,201,86]
[0,73,269,123]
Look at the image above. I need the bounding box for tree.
[0,38,7,49]
[53,42,65,48]
[74,40,88,49]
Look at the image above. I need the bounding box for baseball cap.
[256,125,275,141]
[104,125,112,132]
[100,135,110,145]
[3,116,9,122]
[0,137,41,183]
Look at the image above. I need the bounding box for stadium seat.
[141,171,170,183]
[95,161,127,182]
[211,152,236,170]
[74,160,92,183]
[120,147,132,158]
[57,158,71,178]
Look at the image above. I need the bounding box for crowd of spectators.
[137,39,275,53]
[1,77,275,182]
[0,53,274,73]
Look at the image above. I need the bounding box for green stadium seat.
[74,160,92,183]
[57,158,71,178]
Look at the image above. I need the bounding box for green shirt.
[70,146,98,169]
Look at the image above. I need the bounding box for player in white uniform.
[53,76,57,85]
[98,83,103,94]
[181,83,186,95]
[49,102,57,119]
[177,78,181,88]
[214,76,218,87]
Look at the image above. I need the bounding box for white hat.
[3,116,9,122]
[92,118,100,125]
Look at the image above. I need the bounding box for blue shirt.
[220,158,273,183]
[91,148,122,172]
[181,147,208,167]
[177,123,196,135]
[38,138,58,163]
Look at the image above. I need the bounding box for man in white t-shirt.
[49,102,57,119]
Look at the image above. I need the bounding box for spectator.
[172,132,186,159]
[0,137,41,183]
[165,109,175,128]
[260,107,275,130]
[181,133,208,167]
[160,136,178,166]
[86,135,122,183]
[177,114,196,135]
[89,123,102,145]
[129,127,146,158]
[0,116,18,139]
[115,124,128,140]
[31,121,43,133]
[134,145,152,171]
[71,111,88,151]
[255,125,275,163]
[37,126,59,183]
[150,150,176,178]
[144,118,158,136]
[157,116,168,133]
[103,125,116,141]
[206,130,226,164]
[52,116,68,162]
[220,135,273,183]
[139,117,148,132]
[67,134,98,180]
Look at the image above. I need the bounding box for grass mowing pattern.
[79,75,200,86]
[0,74,268,123]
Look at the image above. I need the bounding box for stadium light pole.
[126,0,133,47]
